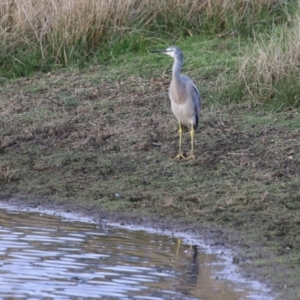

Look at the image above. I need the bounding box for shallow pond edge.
[0,197,276,300]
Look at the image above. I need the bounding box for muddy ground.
[1,66,300,299]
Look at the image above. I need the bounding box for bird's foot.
[174,152,185,160]
[185,154,195,160]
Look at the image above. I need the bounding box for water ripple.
[0,207,272,299]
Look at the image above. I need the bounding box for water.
[0,206,272,299]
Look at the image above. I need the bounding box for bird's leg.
[174,122,185,160]
[176,238,181,257]
[186,124,195,160]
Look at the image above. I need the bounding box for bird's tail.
[193,115,199,130]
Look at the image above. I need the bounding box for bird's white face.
[164,47,176,58]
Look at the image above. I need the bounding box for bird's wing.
[181,75,201,108]
[189,81,201,117]
[184,78,201,129]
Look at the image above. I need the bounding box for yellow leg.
[174,122,185,160]
[176,238,181,257]
[186,124,195,160]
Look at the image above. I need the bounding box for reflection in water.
[0,208,270,299]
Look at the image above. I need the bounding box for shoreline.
[0,197,275,299]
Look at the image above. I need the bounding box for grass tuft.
[231,14,300,109]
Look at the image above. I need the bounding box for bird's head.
[150,46,183,60]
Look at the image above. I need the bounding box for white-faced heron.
[151,46,201,160]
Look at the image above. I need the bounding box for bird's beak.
[150,49,167,53]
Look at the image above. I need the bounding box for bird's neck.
[172,58,182,80]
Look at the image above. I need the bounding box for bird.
[150,46,201,160]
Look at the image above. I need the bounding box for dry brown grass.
[237,14,300,107]
[0,0,291,67]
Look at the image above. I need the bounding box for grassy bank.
[1,33,300,299]
[0,0,296,78]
